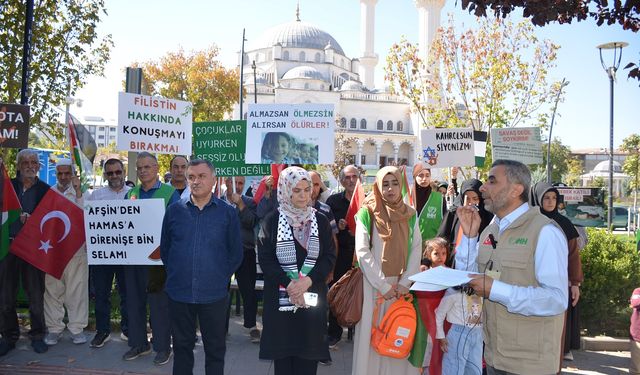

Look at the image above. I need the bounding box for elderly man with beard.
[42,159,89,346]
[455,160,568,375]
[0,149,51,356]
[86,158,130,348]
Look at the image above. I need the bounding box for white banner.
[117,92,193,155]
[84,199,165,265]
[245,103,335,164]
[490,127,543,165]
[420,128,476,168]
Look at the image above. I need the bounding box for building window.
[98,135,104,140]
[377,120,383,130]
[397,121,403,132]
[360,119,367,129]
[350,118,357,129]
[299,51,306,61]
[98,126,105,131]
[360,155,366,165]
[340,117,347,128]
[386,121,393,131]
[315,52,321,63]
[283,51,289,60]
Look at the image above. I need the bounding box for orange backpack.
[370,293,417,359]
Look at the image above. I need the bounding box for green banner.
[193,120,270,177]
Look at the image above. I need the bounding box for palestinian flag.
[400,165,413,207]
[68,114,96,192]
[0,162,21,261]
[474,131,487,168]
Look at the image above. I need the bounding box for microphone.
[488,234,497,249]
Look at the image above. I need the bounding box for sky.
[74,0,639,151]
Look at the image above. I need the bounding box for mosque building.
[233,0,445,171]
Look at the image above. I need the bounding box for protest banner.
[0,103,30,149]
[420,128,476,168]
[117,92,192,155]
[490,127,543,165]
[245,103,335,164]
[84,199,164,265]
[193,120,270,176]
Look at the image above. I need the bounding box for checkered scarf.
[275,212,319,311]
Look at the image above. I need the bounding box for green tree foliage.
[621,134,640,205]
[0,0,113,141]
[456,0,639,84]
[534,137,580,184]
[580,228,640,335]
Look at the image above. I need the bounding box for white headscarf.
[277,166,315,228]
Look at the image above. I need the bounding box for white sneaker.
[71,332,87,344]
[563,351,574,361]
[44,332,62,346]
[120,332,128,341]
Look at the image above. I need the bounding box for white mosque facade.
[232,0,445,171]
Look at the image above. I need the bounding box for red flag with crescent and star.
[10,189,85,279]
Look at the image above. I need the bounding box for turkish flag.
[346,178,365,236]
[10,189,85,279]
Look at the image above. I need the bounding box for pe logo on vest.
[426,206,437,219]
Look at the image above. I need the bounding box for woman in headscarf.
[411,162,447,247]
[437,178,494,264]
[257,167,336,375]
[531,182,583,368]
[352,166,423,375]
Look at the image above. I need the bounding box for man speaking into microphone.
[454,160,568,375]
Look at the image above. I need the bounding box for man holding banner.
[0,149,50,356]
[42,159,89,346]
[122,152,180,365]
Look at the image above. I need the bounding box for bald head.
[309,171,322,201]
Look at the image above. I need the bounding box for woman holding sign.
[257,166,336,375]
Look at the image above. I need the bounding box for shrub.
[580,228,640,336]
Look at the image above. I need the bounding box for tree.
[457,0,640,84]
[0,0,112,142]
[133,45,240,171]
[133,46,239,123]
[535,137,580,184]
[385,15,560,175]
[621,134,640,211]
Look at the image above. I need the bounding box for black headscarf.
[530,182,579,241]
[437,178,493,245]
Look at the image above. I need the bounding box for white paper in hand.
[409,266,481,287]
[410,282,449,292]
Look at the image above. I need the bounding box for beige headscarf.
[362,166,416,276]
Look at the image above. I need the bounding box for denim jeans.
[441,323,483,375]
[91,265,128,334]
[169,295,228,375]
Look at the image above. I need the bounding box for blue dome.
[253,20,345,56]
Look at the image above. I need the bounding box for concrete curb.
[581,336,630,351]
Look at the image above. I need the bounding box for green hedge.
[580,228,640,336]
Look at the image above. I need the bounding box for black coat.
[257,211,336,360]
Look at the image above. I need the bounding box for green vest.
[126,182,175,293]
[126,183,175,206]
[416,191,443,243]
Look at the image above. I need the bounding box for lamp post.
[546,78,569,184]
[251,60,257,103]
[597,41,628,232]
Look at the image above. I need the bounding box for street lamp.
[546,78,569,183]
[597,41,628,232]
[251,60,257,103]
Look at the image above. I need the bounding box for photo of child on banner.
[261,132,319,164]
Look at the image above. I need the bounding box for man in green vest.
[122,152,180,365]
[456,159,568,375]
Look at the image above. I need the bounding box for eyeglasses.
[105,170,123,176]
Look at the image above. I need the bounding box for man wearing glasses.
[86,158,130,348]
[122,152,180,366]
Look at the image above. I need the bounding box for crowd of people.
[0,149,592,375]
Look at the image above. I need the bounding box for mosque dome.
[340,80,364,91]
[593,160,623,173]
[252,20,345,56]
[281,66,325,81]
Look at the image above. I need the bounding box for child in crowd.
[261,132,292,164]
[435,288,483,375]
[415,237,450,375]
